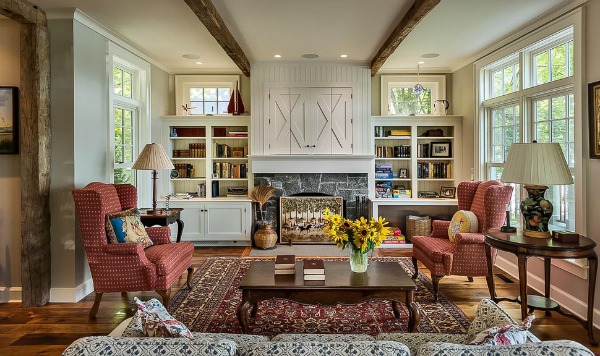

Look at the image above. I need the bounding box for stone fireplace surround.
[254,173,368,226]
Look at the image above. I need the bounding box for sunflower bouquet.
[323,208,391,255]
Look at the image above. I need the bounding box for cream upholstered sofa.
[62,299,593,356]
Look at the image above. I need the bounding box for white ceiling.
[29,0,569,74]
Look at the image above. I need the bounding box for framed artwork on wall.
[0,86,18,155]
[589,80,600,159]
[279,196,343,244]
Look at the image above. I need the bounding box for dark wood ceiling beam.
[0,0,47,26]
[370,0,440,76]
[183,0,251,77]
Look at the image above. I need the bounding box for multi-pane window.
[114,67,133,98]
[488,105,520,178]
[380,75,445,116]
[491,63,520,98]
[113,106,135,184]
[189,87,231,115]
[389,86,432,115]
[533,40,574,86]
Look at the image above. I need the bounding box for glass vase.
[349,248,369,273]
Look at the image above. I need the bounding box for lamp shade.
[132,143,174,170]
[501,142,573,185]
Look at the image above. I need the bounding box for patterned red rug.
[167,257,471,336]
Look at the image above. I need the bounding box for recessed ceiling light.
[196,61,203,65]
[421,53,440,58]
[417,61,425,65]
[340,54,348,58]
[182,54,200,59]
[301,53,320,59]
[274,54,282,58]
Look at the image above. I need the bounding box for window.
[381,75,446,116]
[175,75,240,116]
[478,24,578,231]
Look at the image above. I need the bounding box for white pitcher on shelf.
[433,99,450,115]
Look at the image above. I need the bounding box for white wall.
[451,64,475,179]
[0,19,21,302]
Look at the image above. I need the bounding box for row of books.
[173,163,194,178]
[375,145,411,158]
[375,181,392,198]
[274,255,325,281]
[213,143,248,158]
[226,131,248,137]
[212,162,247,179]
[381,227,407,244]
[173,143,206,158]
[416,162,452,179]
[374,127,411,138]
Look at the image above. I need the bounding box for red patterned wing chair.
[72,182,195,318]
[411,180,513,301]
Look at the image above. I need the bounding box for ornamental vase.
[349,248,369,273]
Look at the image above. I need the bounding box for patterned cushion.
[106,208,153,248]
[448,210,478,243]
[416,340,594,356]
[135,297,193,338]
[271,334,374,342]
[238,341,410,356]
[376,333,467,355]
[62,336,236,356]
[466,299,521,342]
[469,314,534,345]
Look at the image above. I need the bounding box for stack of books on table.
[378,227,412,249]
[274,255,296,275]
[303,259,325,280]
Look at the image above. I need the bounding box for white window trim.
[108,42,151,205]
[175,75,240,116]
[380,74,446,116]
[475,9,586,275]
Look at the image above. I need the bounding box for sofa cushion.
[377,333,467,355]
[466,299,540,343]
[469,314,534,345]
[271,334,374,342]
[416,340,594,356]
[135,297,193,338]
[448,210,478,242]
[238,341,410,355]
[62,336,237,356]
[144,242,194,276]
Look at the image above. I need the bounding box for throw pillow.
[134,297,193,339]
[469,314,535,345]
[106,208,153,248]
[467,299,532,343]
[448,210,479,242]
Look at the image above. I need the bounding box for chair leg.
[186,266,195,289]
[89,292,103,319]
[467,276,474,282]
[432,275,443,302]
[157,288,171,307]
[411,256,419,279]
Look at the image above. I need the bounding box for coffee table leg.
[406,290,419,332]
[251,301,258,317]
[237,291,251,333]
[392,300,400,318]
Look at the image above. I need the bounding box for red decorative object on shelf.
[227,81,245,115]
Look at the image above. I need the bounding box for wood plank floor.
[0,246,597,355]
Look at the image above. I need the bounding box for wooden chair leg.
[432,275,443,302]
[411,256,419,279]
[186,266,195,289]
[156,288,171,307]
[467,276,474,282]
[89,292,103,319]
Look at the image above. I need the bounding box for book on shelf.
[303,274,326,281]
[274,269,296,275]
[375,172,394,179]
[227,187,248,197]
[303,259,325,275]
[389,129,411,136]
[275,255,296,270]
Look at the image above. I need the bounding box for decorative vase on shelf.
[349,248,369,273]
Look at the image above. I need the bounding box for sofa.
[63,299,594,355]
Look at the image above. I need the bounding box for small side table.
[139,208,184,243]
[484,228,597,346]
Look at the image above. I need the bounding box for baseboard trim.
[0,286,22,303]
[50,278,94,303]
[495,255,600,329]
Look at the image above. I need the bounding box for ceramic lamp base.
[520,185,553,239]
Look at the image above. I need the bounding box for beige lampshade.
[501,142,573,185]
[132,143,174,170]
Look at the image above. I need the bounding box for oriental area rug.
[166,257,471,336]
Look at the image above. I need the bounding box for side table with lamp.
[485,141,598,345]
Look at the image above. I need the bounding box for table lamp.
[500,142,573,238]
[132,143,174,213]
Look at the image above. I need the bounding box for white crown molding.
[377,67,452,75]
[252,61,370,68]
[45,8,171,74]
[451,0,588,72]
[170,68,244,75]
[50,278,94,303]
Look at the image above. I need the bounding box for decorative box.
[552,230,579,243]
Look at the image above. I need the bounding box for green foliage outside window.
[389,87,431,115]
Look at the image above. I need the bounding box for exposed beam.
[183,0,251,77]
[370,0,440,76]
[0,0,47,26]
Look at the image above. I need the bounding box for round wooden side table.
[484,228,598,346]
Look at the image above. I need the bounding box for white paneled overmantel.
[249,154,375,174]
[251,64,371,158]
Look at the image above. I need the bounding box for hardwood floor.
[0,246,597,355]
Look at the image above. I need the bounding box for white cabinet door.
[331,87,353,154]
[289,88,311,154]
[312,88,333,154]
[204,203,248,241]
[176,207,204,241]
[269,88,292,154]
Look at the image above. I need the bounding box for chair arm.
[455,232,485,244]
[146,226,172,245]
[104,243,145,255]
[431,220,450,238]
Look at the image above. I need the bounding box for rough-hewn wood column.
[19,22,51,307]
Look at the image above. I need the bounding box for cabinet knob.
[312,145,316,148]
[305,145,310,148]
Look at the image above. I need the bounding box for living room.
[1,0,600,354]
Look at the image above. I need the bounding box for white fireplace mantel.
[249,155,375,174]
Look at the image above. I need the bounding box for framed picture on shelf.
[430,141,451,157]
[440,186,456,198]
[398,168,408,178]
[0,86,19,155]
[589,80,600,158]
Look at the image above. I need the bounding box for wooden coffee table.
[237,261,419,333]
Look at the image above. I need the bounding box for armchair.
[72,182,195,318]
[411,180,513,300]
